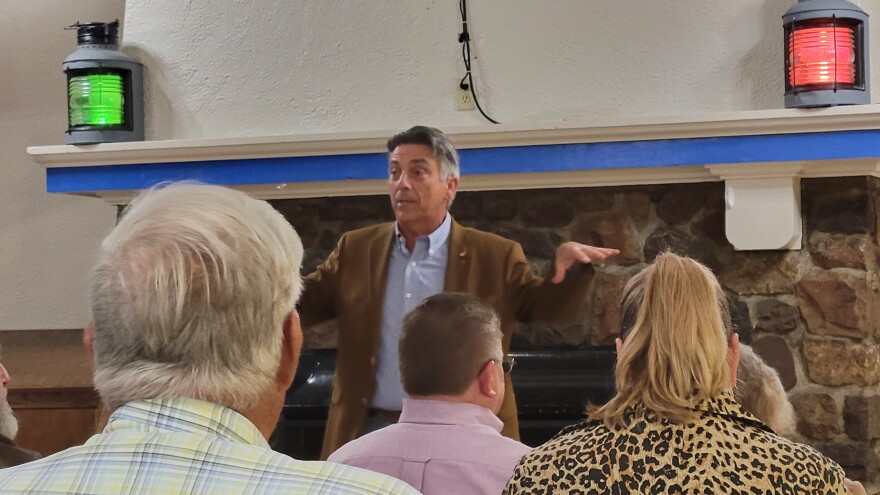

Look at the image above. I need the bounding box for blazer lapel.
[368,223,395,312]
[444,220,471,292]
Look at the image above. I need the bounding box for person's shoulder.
[278,457,419,494]
[753,429,847,474]
[248,451,417,495]
[327,427,399,463]
[340,223,395,244]
[489,435,533,463]
[0,443,418,495]
[503,422,606,493]
[709,419,847,492]
[0,447,83,492]
[519,419,604,464]
[453,223,517,250]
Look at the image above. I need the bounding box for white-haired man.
[0,358,39,468]
[0,184,418,495]
[329,292,532,495]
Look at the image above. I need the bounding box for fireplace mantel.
[28,105,880,250]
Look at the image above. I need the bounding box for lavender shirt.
[328,399,532,495]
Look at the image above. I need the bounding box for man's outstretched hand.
[552,242,620,284]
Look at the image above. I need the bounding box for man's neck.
[409,393,494,412]
[398,216,446,251]
[241,395,284,440]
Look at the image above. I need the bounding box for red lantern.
[783,0,869,108]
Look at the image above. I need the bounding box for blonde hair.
[90,183,303,412]
[593,252,733,426]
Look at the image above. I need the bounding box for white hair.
[735,344,797,437]
[89,183,303,412]
[0,396,18,440]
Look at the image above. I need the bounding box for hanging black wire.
[459,0,499,124]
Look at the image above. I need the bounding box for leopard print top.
[503,391,847,495]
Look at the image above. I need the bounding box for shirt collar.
[576,390,773,435]
[103,396,268,448]
[625,390,772,431]
[394,214,452,254]
[399,398,504,432]
[692,389,770,430]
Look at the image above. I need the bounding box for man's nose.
[0,364,10,386]
[396,173,412,189]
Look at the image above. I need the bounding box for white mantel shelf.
[28,105,880,250]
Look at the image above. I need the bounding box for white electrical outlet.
[456,85,476,111]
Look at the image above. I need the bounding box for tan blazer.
[299,220,594,459]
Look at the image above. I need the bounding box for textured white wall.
[0,2,121,330]
[124,0,880,140]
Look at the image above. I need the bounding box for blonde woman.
[504,253,853,495]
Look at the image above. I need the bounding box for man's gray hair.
[387,125,461,182]
[89,183,304,412]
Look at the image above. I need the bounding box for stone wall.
[272,175,880,483]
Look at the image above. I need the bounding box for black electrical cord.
[459,0,499,124]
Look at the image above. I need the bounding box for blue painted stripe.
[46,129,880,193]
[47,152,390,193]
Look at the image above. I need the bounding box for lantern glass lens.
[788,25,856,87]
[68,73,124,127]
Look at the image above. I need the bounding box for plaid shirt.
[0,397,419,495]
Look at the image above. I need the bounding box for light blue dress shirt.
[371,214,451,410]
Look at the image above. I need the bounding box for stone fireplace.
[271,177,880,482]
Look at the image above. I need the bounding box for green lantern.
[63,20,143,144]
[68,73,125,127]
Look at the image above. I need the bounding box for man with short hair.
[329,292,531,494]
[301,125,619,457]
[0,183,417,495]
[0,358,40,468]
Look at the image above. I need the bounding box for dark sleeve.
[0,444,41,468]
[297,234,346,328]
[505,241,594,323]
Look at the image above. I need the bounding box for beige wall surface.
[0,2,122,329]
[124,0,880,141]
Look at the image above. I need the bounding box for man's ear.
[727,333,740,389]
[477,360,499,399]
[446,176,460,204]
[277,311,302,392]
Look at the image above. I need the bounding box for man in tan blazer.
[299,126,618,459]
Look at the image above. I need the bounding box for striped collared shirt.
[372,214,452,410]
[0,396,419,495]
